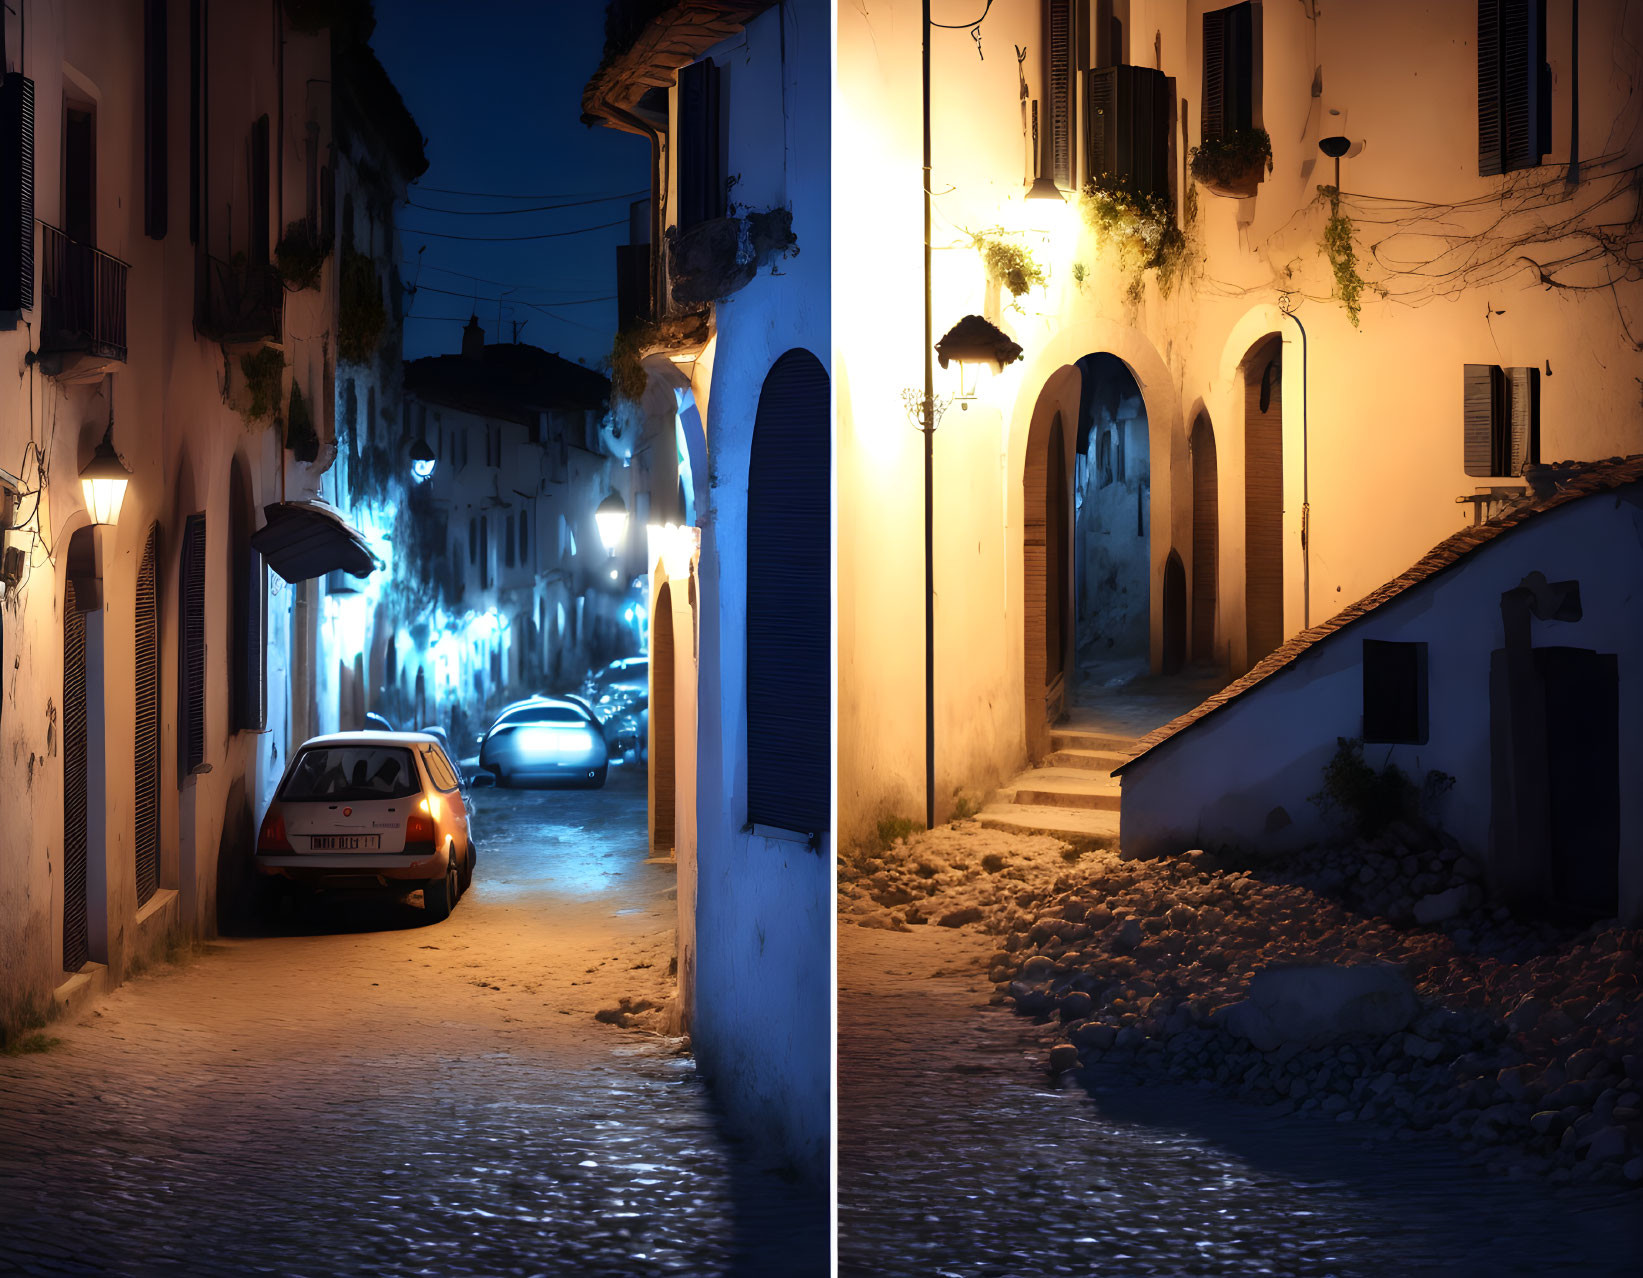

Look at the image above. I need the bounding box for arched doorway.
[651,581,676,854]
[1162,550,1187,675]
[1189,413,1219,664]
[747,348,830,838]
[62,578,89,973]
[1024,355,1152,756]
[1243,335,1284,667]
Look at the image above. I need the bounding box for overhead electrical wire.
[402,258,609,295]
[406,188,647,216]
[399,217,628,243]
[412,184,641,200]
[408,281,615,308]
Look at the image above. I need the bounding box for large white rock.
[1219,962,1419,1052]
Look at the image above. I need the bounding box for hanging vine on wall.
[275,219,331,292]
[1079,178,1192,301]
[239,347,285,423]
[1318,185,1373,326]
[974,235,1047,297]
[285,381,320,462]
[338,249,387,364]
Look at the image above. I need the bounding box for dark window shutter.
[1363,640,1429,745]
[1478,0,1503,173]
[134,527,160,905]
[179,513,206,778]
[1462,363,1501,477]
[1507,365,1539,476]
[0,72,35,312]
[189,0,201,244]
[1201,7,1226,142]
[232,542,266,732]
[1086,64,1172,203]
[250,114,270,263]
[1481,0,1547,175]
[677,58,722,229]
[144,0,167,239]
[62,580,89,973]
[747,349,830,839]
[1046,0,1073,187]
[1202,3,1253,143]
[615,242,650,328]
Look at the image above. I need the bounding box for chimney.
[461,314,485,360]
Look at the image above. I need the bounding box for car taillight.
[257,810,293,852]
[406,810,436,843]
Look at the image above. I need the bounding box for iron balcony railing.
[40,223,129,363]
[198,253,283,344]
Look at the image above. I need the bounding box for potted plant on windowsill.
[1190,127,1273,199]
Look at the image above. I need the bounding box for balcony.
[39,224,128,381]
[197,253,284,346]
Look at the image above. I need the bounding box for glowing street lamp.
[595,490,628,552]
[79,426,132,526]
[936,314,1024,404]
[409,439,437,481]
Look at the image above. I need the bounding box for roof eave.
[582,1,776,129]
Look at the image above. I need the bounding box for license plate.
[307,834,381,851]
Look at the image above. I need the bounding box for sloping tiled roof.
[405,343,610,425]
[1114,455,1643,776]
[582,1,775,128]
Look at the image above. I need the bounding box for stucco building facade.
[836,0,1643,846]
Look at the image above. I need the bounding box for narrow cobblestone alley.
[839,923,1642,1278]
[0,766,824,1277]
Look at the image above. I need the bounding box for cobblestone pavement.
[1,765,826,1277]
[839,925,1642,1278]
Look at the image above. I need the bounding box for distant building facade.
[585,0,832,1183]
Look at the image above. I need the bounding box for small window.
[1201,2,1255,144]
[1463,364,1539,477]
[1363,640,1428,746]
[677,57,724,228]
[1478,0,1549,176]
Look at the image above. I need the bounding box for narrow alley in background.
[0,1,829,1271]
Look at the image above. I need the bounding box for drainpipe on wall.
[1279,296,1310,630]
[604,103,667,322]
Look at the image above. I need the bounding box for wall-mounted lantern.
[595,490,629,552]
[79,426,132,527]
[935,314,1024,406]
[409,438,437,481]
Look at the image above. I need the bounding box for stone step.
[1013,787,1121,811]
[1045,748,1129,773]
[1050,729,1138,754]
[977,803,1121,840]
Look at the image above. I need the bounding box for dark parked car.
[478,696,609,787]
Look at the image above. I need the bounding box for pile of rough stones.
[849,817,1643,1187]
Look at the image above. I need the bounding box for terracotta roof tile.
[1114,455,1643,776]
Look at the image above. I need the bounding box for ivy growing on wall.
[974,235,1047,297]
[239,347,284,423]
[338,250,386,364]
[1319,187,1370,326]
[1079,178,1192,302]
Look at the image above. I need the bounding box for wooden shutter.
[677,58,723,230]
[1480,0,1547,175]
[747,349,829,839]
[1086,65,1171,201]
[1507,365,1539,476]
[1202,3,1253,143]
[134,528,160,905]
[1478,0,1504,174]
[250,114,270,262]
[232,541,266,732]
[1046,0,1073,187]
[1463,363,1501,477]
[63,580,89,973]
[1202,7,1226,142]
[0,72,34,312]
[1244,346,1284,666]
[189,0,201,245]
[179,513,206,778]
[144,0,167,239]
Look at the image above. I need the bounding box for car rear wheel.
[424,863,458,922]
[458,843,475,893]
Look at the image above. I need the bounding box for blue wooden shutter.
[747,349,830,840]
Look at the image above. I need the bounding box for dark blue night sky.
[370,1,648,367]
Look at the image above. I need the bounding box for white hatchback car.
[254,732,476,920]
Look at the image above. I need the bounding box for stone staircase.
[977,729,1138,839]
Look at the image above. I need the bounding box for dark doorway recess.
[747,348,830,840]
[1162,550,1187,675]
[1537,646,1619,917]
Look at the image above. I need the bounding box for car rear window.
[421,744,461,793]
[281,746,422,801]
[498,703,586,726]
